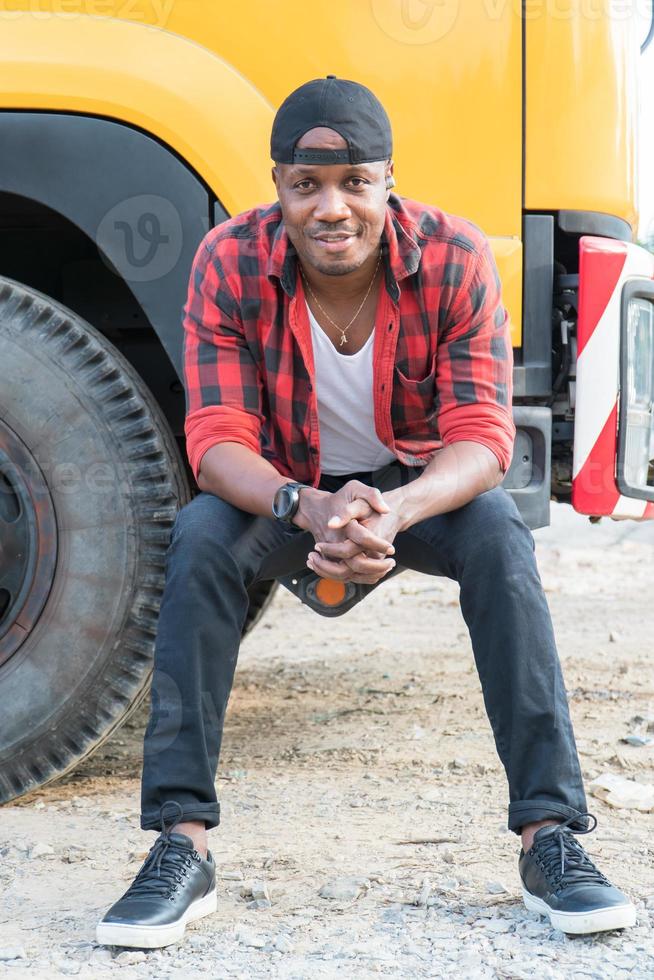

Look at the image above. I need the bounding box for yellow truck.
[1,2,653,800]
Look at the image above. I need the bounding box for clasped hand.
[300,480,402,586]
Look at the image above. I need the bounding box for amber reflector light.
[314,578,347,606]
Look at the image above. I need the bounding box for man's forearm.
[384,441,504,531]
[197,443,303,517]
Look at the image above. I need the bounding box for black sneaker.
[97,803,216,948]
[519,811,636,934]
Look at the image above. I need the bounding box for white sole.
[96,888,217,949]
[522,887,636,934]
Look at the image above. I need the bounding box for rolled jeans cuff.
[508,800,590,836]
[140,803,221,832]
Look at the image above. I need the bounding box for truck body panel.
[0,3,524,344]
[0,2,650,530]
[526,5,639,232]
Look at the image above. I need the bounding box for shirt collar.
[267,195,422,301]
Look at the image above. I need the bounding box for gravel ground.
[1,502,654,979]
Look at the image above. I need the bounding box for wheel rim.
[0,420,57,666]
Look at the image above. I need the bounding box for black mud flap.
[502,406,552,530]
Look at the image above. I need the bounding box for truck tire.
[243,579,278,634]
[0,277,275,803]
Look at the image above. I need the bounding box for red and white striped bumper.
[572,236,654,519]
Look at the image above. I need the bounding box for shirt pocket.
[393,355,438,428]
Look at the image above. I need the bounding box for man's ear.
[271,165,280,193]
[385,160,395,196]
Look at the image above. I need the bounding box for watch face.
[273,485,293,520]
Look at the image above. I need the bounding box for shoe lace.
[530,811,610,893]
[125,801,201,901]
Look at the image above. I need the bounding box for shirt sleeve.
[436,240,516,475]
[182,238,264,481]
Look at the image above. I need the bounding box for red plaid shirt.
[182,194,515,484]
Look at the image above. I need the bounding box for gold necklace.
[300,250,382,347]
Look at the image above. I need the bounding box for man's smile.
[311,229,360,253]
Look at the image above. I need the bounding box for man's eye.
[348,178,368,188]
[295,180,314,191]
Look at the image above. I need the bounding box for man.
[97,76,635,948]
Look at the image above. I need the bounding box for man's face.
[272,127,393,277]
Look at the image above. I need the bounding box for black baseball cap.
[271,75,393,165]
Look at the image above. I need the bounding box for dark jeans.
[140,461,589,837]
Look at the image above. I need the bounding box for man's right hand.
[293,480,396,584]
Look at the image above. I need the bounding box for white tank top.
[307,303,397,475]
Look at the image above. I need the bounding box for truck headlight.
[617,282,654,499]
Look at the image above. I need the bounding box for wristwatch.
[272,482,311,524]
